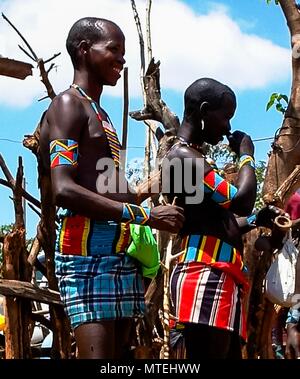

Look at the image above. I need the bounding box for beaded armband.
[239,154,255,170]
[121,203,150,225]
[50,139,78,168]
[203,170,238,209]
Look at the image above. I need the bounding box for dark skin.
[163,93,257,251]
[40,20,184,359]
[286,323,300,359]
[163,92,256,359]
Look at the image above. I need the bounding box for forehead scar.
[95,20,105,32]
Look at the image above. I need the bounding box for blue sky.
[0,0,293,237]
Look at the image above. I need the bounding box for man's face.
[87,23,126,86]
[202,93,236,145]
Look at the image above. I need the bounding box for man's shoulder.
[46,89,87,126]
[46,89,88,136]
[50,89,83,110]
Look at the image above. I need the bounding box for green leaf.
[266,98,275,111]
[271,92,279,101]
[276,103,285,114]
[266,93,278,111]
[266,0,279,4]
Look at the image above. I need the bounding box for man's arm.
[48,94,184,232]
[48,93,123,221]
[172,133,256,216]
[224,131,256,216]
[285,307,300,359]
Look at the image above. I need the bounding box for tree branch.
[37,59,56,99]
[44,52,61,65]
[0,279,62,305]
[129,58,180,136]
[18,45,36,62]
[0,153,15,186]
[2,13,38,62]
[0,173,41,210]
[130,0,145,75]
[121,67,129,154]
[2,13,57,100]
[14,157,24,228]
[146,0,153,63]
[28,203,42,218]
[279,0,300,35]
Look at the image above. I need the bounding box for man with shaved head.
[40,17,184,359]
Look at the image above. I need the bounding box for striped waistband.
[178,234,244,271]
[56,215,131,257]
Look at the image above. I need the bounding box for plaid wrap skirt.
[55,253,145,329]
[55,215,145,330]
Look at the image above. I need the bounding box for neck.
[73,71,103,102]
[177,121,204,147]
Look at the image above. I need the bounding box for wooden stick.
[2,13,38,61]
[130,0,145,75]
[121,67,129,163]
[159,196,183,359]
[0,279,62,305]
[27,237,41,266]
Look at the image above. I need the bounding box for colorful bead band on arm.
[50,139,79,168]
[239,154,255,170]
[203,169,238,209]
[121,203,150,225]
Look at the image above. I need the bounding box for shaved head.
[66,17,122,67]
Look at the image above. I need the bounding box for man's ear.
[199,101,210,117]
[78,40,90,56]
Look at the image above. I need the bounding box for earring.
[201,119,205,131]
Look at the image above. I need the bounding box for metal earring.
[201,119,205,131]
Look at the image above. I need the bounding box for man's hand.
[148,205,185,233]
[227,130,254,157]
[286,323,300,359]
[256,205,289,228]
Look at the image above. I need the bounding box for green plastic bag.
[126,224,160,279]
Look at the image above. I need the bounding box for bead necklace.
[177,136,204,153]
[71,84,121,167]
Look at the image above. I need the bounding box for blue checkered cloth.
[55,252,145,329]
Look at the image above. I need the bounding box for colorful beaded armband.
[239,154,255,170]
[50,139,78,168]
[203,170,238,209]
[121,203,150,225]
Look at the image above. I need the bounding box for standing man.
[39,17,184,359]
[164,78,257,358]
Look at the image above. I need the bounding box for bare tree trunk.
[3,158,32,358]
[24,120,72,359]
[257,0,300,357]
[263,0,300,203]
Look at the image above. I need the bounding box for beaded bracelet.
[239,154,255,170]
[121,203,150,225]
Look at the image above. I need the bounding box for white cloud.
[0,0,290,108]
